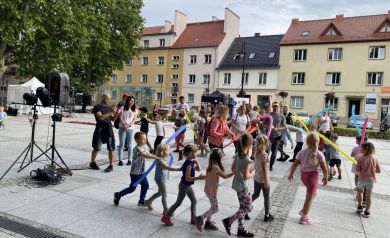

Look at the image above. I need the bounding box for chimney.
[164,20,171,33]
[336,14,344,21]
[254,32,260,37]
[212,16,220,21]
[388,10,390,16]
[292,18,299,25]
[174,10,187,39]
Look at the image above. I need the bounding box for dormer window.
[325,28,337,36]
[301,31,310,36]
[249,53,256,59]
[321,23,342,37]
[269,52,275,58]
[380,24,390,32]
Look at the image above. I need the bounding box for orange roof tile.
[143,25,174,35]
[281,12,390,45]
[172,20,226,48]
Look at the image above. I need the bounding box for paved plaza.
[0,114,389,238]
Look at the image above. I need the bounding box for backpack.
[114,117,120,129]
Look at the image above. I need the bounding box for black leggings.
[293,142,304,160]
[154,136,164,154]
[252,181,270,215]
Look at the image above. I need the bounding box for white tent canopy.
[7,77,53,114]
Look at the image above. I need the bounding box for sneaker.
[138,201,146,207]
[127,160,131,166]
[299,215,313,225]
[338,175,342,180]
[194,216,204,232]
[118,161,123,166]
[145,200,153,210]
[89,162,100,170]
[264,214,274,222]
[104,165,113,172]
[190,215,196,225]
[289,158,295,162]
[222,218,231,235]
[161,214,174,226]
[244,214,250,220]
[328,175,333,181]
[356,206,363,213]
[364,211,371,218]
[204,220,219,231]
[237,228,254,237]
[284,154,291,160]
[276,157,285,161]
[298,209,304,216]
[113,192,120,206]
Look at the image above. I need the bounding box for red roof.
[172,20,226,48]
[281,12,390,45]
[143,25,174,35]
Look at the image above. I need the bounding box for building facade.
[279,12,390,122]
[217,34,284,107]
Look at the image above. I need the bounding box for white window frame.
[156,92,162,101]
[112,75,118,83]
[159,39,165,47]
[380,24,390,32]
[111,90,117,99]
[141,74,148,83]
[188,74,196,84]
[292,73,305,85]
[325,72,341,85]
[204,54,212,64]
[157,74,164,83]
[125,74,132,83]
[324,97,339,110]
[290,96,303,109]
[189,55,197,64]
[224,73,231,85]
[157,56,164,65]
[172,55,180,61]
[142,57,149,65]
[369,46,385,60]
[328,48,342,61]
[367,72,383,85]
[325,28,337,36]
[171,74,178,80]
[143,40,149,48]
[293,49,307,61]
[171,83,178,88]
[172,64,179,69]
[187,93,195,103]
[258,73,267,85]
[203,74,210,84]
[243,73,249,85]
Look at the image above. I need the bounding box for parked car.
[329,113,339,127]
[158,104,173,116]
[296,111,310,122]
[380,115,390,132]
[347,115,373,130]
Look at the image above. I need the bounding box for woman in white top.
[118,96,137,166]
[319,112,331,132]
[231,105,250,151]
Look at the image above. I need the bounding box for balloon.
[258,114,273,138]
[352,104,361,136]
[360,117,369,145]
[184,110,197,140]
[292,112,310,133]
[305,107,334,125]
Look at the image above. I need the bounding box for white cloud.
[142,0,390,36]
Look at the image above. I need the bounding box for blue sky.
[142,0,390,36]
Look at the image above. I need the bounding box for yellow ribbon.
[292,112,310,133]
[183,110,197,140]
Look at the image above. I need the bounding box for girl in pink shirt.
[288,132,328,225]
[208,105,235,149]
[356,142,381,218]
[194,148,234,232]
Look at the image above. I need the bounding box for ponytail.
[236,133,253,158]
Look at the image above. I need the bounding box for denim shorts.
[357,180,374,192]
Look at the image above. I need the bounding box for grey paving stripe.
[318,184,390,201]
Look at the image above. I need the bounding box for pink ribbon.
[258,114,273,138]
[360,117,369,145]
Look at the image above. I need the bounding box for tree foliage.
[0,0,144,93]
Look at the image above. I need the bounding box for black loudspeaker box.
[45,72,70,106]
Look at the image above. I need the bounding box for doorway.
[348,99,361,117]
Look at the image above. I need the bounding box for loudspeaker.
[45,72,70,106]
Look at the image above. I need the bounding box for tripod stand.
[0,104,50,181]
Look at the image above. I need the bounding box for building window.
[142,57,149,65]
[126,59,132,66]
[187,93,195,103]
[325,72,341,85]
[269,52,275,58]
[157,56,164,65]
[301,31,310,36]
[203,74,210,84]
[143,40,149,48]
[325,28,337,36]
[157,74,164,83]
[369,46,385,59]
[243,73,249,85]
[325,97,338,109]
[156,92,162,101]
[111,90,117,99]
[379,24,390,32]
[171,92,178,97]
[367,72,383,85]
[159,39,165,47]
[171,83,178,88]
[189,55,197,64]
[188,74,196,84]
[258,73,267,85]
[171,74,178,80]
[292,73,305,84]
[172,64,179,69]
[125,74,132,83]
[294,49,307,61]
[204,54,212,64]
[141,74,148,83]
[224,73,231,85]
[328,48,342,60]
[112,75,118,83]
[249,53,256,59]
[291,96,303,109]
[172,55,180,61]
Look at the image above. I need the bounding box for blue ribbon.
[305,107,334,125]
[131,124,186,188]
[351,104,361,136]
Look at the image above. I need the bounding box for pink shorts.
[301,171,319,194]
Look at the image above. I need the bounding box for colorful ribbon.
[352,104,361,136]
[360,117,369,145]
[258,114,273,138]
[305,107,334,125]
[292,112,310,133]
[183,110,197,140]
[131,125,186,188]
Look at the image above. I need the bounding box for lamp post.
[207,73,210,95]
[159,77,163,107]
[234,41,246,97]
